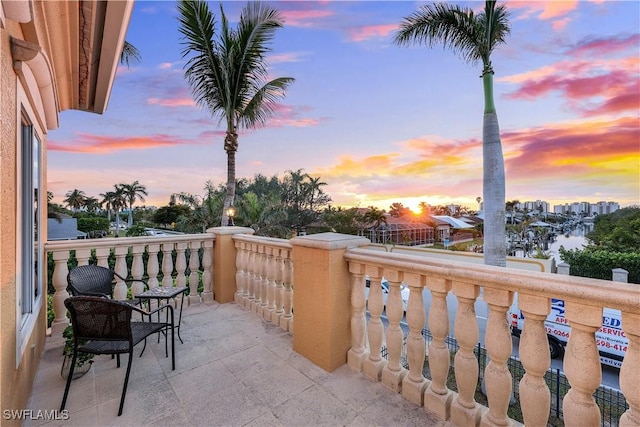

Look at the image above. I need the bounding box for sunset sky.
[47,0,640,212]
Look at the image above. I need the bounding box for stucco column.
[290,233,369,372]
[207,226,254,303]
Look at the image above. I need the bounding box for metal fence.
[380,328,628,426]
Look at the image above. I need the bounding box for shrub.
[559,247,640,284]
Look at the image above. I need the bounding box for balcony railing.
[45,234,214,335]
[344,245,639,426]
[43,230,639,426]
[233,234,294,332]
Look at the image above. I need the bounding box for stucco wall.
[0,18,47,422]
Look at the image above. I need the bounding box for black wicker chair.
[67,264,147,303]
[60,296,175,416]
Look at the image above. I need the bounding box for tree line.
[48,169,483,239]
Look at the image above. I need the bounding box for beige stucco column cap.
[290,232,370,250]
[206,226,255,236]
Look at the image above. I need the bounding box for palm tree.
[237,191,288,237]
[109,185,127,234]
[178,0,295,226]
[173,181,223,233]
[394,1,511,267]
[120,41,141,68]
[63,189,87,211]
[84,197,100,214]
[100,191,117,225]
[363,207,387,230]
[47,191,67,221]
[119,181,148,227]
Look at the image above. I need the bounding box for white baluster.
[265,247,277,321]
[620,311,640,426]
[129,244,145,298]
[161,242,174,287]
[401,273,428,406]
[146,243,160,289]
[113,246,129,300]
[280,253,293,331]
[563,302,602,425]
[259,245,269,316]
[348,264,368,371]
[242,243,253,306]
[450,282,481,426]
[95,247,110,269]
[201,240,213,302]
[363,269,386,381]
[381,271,408,392]
[188,241,201,305]
[175,242,188,289]
[481,288,514,427]
[272,248,285,325]
[518,294,551,426]
[234,241,245,304]
[424,278,454,420]
[75,248,91,266]
[245,246,256,309]
[51,251,71,335]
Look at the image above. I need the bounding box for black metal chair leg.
[60,351,78,411]
[118,351,134,416]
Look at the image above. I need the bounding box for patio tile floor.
[27,302,445,426]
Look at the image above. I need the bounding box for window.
[17,114,43,362]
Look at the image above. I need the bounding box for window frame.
[16,108,44,367]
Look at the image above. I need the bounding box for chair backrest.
[64,296,133,342]
[67,265,115,298]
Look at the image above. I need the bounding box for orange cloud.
[504,116,639,181]
[312,115,639,209]
[348,24,398,42]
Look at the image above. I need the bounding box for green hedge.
[77,217,109,233]
[559,248,640,284]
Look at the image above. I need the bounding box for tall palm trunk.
[222,130,238,226]
[482,71,506,266]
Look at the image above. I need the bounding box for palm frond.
[120,41,141,68]
[241,77,295,128]
[394,2,510,68]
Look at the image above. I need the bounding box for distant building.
[47,218,87,241]
[553,201,619,216]
[516,200,550,214]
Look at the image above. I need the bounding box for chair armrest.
[77,290,110,298]
[113,271,149,288]
[131,303,174,323]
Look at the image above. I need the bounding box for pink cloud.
[280,9,335,27]
[47,133,203,154]
[566,34,640,58]
[269,52,308,64]
[552,18,570,31]
[148,97,195,107]
[509,1,579,20]
[501,54,639,117]
[348,24,398,42]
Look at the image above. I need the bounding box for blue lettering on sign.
[602,316,622,328]
[550,299,565,317]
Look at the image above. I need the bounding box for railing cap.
[291,232,370,250]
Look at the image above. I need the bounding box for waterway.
[547,223,593,263]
